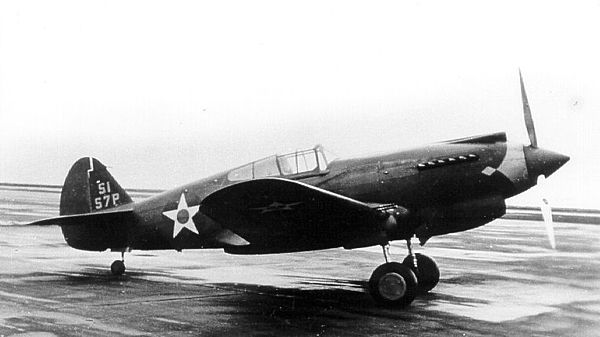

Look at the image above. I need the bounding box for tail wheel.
[111,260,125,276]
[402,253,439,293]
[369,262,418,307]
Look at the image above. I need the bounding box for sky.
[1,0,599,208]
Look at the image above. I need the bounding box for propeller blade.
[519,69,538,148]
[537,175,556,249]
[541,198,556,249]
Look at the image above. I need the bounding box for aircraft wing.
[199,178,386,253]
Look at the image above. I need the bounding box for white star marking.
[162,193,200,238]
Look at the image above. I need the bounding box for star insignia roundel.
[163,193,200,238]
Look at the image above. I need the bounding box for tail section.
[56,157,134,251]
[60,157,132,215]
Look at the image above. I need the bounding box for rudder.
[60,157,132,215]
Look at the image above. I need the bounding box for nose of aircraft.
[523,146,570,179]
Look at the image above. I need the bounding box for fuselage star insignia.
[162,193,200,238]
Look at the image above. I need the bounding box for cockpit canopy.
[227,145,330,181]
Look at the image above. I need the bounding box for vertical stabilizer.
[60,157,132,215]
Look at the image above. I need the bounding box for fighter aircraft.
[29,72,569,307]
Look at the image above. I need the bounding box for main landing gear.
[368,238,440,307]
[110,251,126,276]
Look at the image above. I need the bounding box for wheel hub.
[378,272,407,301]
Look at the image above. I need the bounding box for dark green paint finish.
[56,132,568,254]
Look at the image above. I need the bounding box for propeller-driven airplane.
[30,73,569,307]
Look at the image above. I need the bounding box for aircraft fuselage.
[72,132,562,254]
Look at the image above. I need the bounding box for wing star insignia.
[162,193,200,238]
[249,201,304,214]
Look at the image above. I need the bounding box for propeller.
[537,176,556,249]
[519,70,556,249]
[520,69,538,148]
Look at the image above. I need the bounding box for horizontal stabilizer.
[27,206,134,227]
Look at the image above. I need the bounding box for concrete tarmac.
[1,188,599,336]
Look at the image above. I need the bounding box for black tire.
[111,260,125,276]
[402,253,440,293]
[368,262,418,307]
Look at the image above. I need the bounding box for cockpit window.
[228,163,252,181]
[299,150,318,172]
[278,153,296,175]
[227,145,329,181]
[317,150,327,171]
[277,150,318,176]
[253,156,280,178]
[277,149,326,175]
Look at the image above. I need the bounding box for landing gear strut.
[368,238,440,307]
[110,251,126,276]
[402,240,439,293]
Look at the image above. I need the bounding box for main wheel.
[368,262,418,307]
[402,253,439,293]
[111,260,125,276]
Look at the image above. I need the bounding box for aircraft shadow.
[2,269,511,336]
